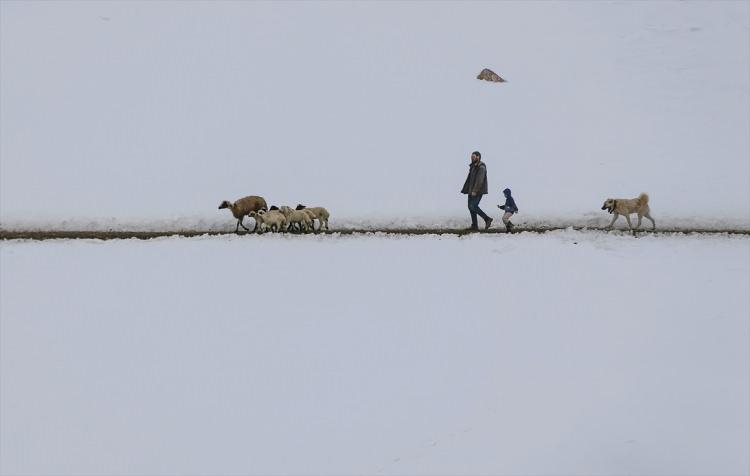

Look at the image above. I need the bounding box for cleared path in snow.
[1,226,749,240]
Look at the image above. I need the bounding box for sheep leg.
[237,216,251,232]
[236,218,250,233]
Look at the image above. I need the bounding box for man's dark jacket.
[461,160,488,195]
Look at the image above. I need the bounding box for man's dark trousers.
[468,195,490,227]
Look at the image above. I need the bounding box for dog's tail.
[637,193,649,207]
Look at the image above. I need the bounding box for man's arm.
[472,164,487,194]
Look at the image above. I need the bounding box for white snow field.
[1,232,749,476]
[1,1,749,475]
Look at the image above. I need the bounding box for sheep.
[252,209,287,233]
[300,208,316,223]
[280,206,312,232]
[247,210,269,233]
[282,208,309,232]
[292,208,317,232]
[218,195,268,233]
[295,204,330,231]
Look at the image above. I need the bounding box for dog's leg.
[624,214,633,230]
[636,214,643,229]
[645,212,656,230]
[606,213,619,230]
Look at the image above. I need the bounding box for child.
[497,188,519,232]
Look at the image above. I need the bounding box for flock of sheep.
[218,195,330,233]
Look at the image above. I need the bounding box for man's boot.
[484,217,493,230]
[464,224,479,232]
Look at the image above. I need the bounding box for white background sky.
[1,1,748,222]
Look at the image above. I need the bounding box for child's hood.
[503,188,512,197]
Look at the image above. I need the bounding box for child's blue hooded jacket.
[500,188,519,213]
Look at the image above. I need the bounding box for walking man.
[461,151,492,230]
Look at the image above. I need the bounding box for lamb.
[295,204,330,231]
[300,208,316,223]
[247,210,268,233]
[250,209,287,233]
[280,206,312,232]
[218,195,268,233]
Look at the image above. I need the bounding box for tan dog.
[601,193,656,231]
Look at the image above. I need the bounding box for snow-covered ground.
[1,1,749,229]
[1,2,749,475]
[1,232,749,475]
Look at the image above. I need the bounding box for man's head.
[471,151,481,163]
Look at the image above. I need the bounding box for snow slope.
[1,1,749,228]
[1,232,748,475]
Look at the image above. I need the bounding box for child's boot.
[505,221,514,233]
